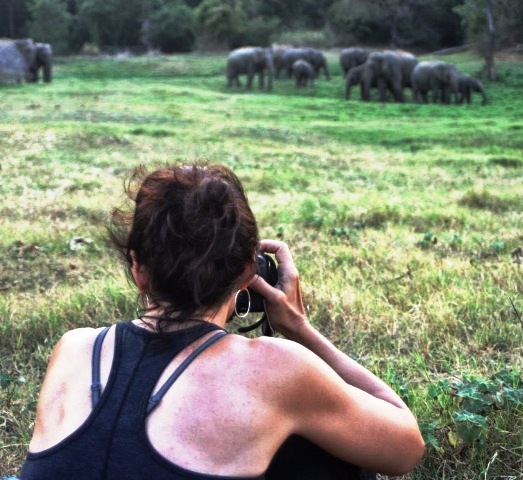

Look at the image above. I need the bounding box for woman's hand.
[248,240,309,338]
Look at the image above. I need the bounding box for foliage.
[75,0,148,48]
[0,0,31,38]
[2,0,523,54]
[28,0,72,54]
[148,1,196,53]
[421,369,522,457]
[456,0,523,48]
[326,0,390,46]
[196,0,247,49]
[326,0,464,49]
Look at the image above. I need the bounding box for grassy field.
[1,49,522,479]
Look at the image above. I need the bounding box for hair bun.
[184,180,240,256]
[198,179,231,217]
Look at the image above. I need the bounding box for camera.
[235,253,278,315]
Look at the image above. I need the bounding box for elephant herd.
[226,45,488,105]
[341,47,487,105]
[226,46,329,91]
[0,38,53,85]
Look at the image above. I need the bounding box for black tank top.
[20,321,264,480]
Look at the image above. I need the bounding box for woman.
[20,163,424,479]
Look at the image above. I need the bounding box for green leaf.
[453,411,488,428]
[0,373,15,389]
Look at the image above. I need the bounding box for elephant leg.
[377,80,388,102]
[258,71,265,90]
[392,85,404,102]
[361,83,369,101]
[246,71,254,89]
[43,63,51,83]
[442,87,451,104]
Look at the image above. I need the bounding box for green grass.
[1,50,523,479]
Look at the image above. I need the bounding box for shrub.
[148,3,197,53]
[458,188,521,212]
[29,0,72,54]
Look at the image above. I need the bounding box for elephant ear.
[14,38,36,67]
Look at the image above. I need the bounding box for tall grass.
[1,51,522,478]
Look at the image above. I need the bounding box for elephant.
[344,63,376,100]
[456,73,488,105]
[27,42,53,83]
[0,38,35,84]
[281,48,330,80]
[339,47,370,77]
[292,59,314,88]
[360,50,418,102]
[272,45,291,79]
[0,38,53,85]
[226,46,273,91]
[411,61,460,104]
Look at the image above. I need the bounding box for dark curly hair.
[109,162,259,330]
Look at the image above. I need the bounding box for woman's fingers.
[258,240,299,289]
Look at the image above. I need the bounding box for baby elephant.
[292,59,314,88]
[457,73,488,105]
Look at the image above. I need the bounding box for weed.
[459,188,521,212]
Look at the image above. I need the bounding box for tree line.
[1,0,521,58]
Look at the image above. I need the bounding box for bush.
[148,3,196,53]
[228,16,280,49]
[196,0,246,50]
[29,0,72,54]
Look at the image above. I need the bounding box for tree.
[196,0,247,49]
[29,0,72,54]
[455,0,523,80]
[327,0,464,49]
[147,1,196,52]
[0,0,32,38]
[76,0,149,49]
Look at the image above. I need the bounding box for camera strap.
[237,313,274,336]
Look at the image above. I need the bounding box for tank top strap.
[91,326,111,408]
[146,329,228,415]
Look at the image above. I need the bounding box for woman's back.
[22,321,307,478]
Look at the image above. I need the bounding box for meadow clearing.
[0,50,522,478]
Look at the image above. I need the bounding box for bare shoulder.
[227,334,336,388]
[48,327,110,369]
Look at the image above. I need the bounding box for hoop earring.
[136,292,150,318]
[234,289,250,318]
